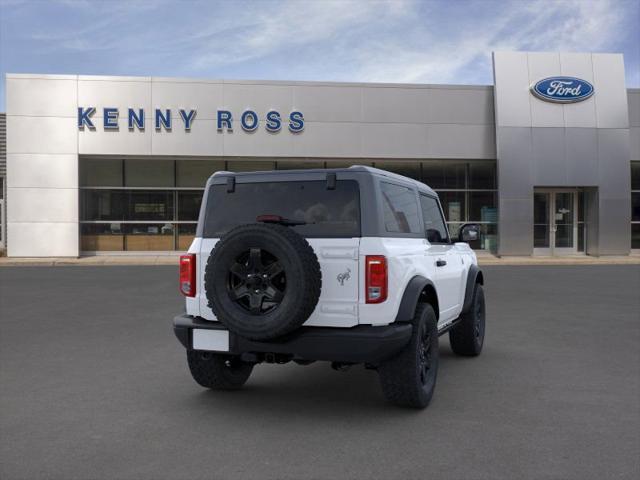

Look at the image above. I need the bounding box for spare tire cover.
[204,223,322,340]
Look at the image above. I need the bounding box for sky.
[0,0,639,111]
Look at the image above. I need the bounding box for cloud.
[349,0,634,84]
[0,0,638,93]
[187,0,413,70]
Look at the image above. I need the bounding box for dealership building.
[1,51,639,257]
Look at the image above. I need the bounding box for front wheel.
[449,283,485,356]
[378,304,439,408]
[187,350,253,390]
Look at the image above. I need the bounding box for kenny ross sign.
[530,77,594,103]
[77,107,304,133]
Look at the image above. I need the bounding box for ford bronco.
[173,166,485,408]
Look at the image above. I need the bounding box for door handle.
[436,259,447,267]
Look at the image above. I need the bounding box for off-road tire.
[449,283,485,356]
[205,223,322,341]
[187,350,253,390]
[378,303,439,408]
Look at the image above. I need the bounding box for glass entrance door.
[533,189,579,255]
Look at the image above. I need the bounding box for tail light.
[179,254,196,297]
[365,255,387,303]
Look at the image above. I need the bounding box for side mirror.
[459,223,480,243]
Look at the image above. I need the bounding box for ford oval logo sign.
[531,77,594,103]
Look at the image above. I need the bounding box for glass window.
[176,160,224,187]
[276,160,325,170]
[578,223,585,252]
[469,191,497,222]
[632,224,640,249]
[125,159,174,187]
[226,160,276,172]
[80,158,123,187]
[380,182,421,234]
[468,162,496,189]
[178,191,203,221]
[632,162,640,191]
[422,162,465,189]
[632,192,640,222]
[122,223,175,251]
[420,195,449,243]
[128,191,174,221]
[465,223,497,251]
[437,191,465,223]
[204,180,360,238]
[81,190,126,221]
[178,224,197,251]
[374,161,421,180]
[80,223,124,251]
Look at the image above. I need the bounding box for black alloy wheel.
[473,288,485,345]
[205,223,321,340]
[227,248,286,315]
[418,328,433,386]
[449,283,486,356]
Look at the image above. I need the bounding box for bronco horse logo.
[337,268,351,286]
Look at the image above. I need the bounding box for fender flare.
[394,276,439,322]
[461,264,484,314]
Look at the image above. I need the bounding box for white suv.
[174,166,486,408]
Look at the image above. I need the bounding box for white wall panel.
[6,77,77,117]
[291,122,360,157]
[630,127,640,161]
[7,187,78,223]
[426,88,494,125]
[222,126,293,157]
[361,124,427,157]
[527,52,564,128]
[79,119,151,155]
[7,222,79,257]
[7,116,77,154]
[152,119,223,156]
[223,83,293,121]
[492,51,532,127]
[628,91,640,127]
[152,80,223,120]
[361,87,429,124]
[293,85,361,122]
[78,78,152,118]
[428,124,495,158]
[7,154,78,188]
[560,53,597,128]
[592,54,629,128]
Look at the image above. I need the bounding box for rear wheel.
[187,350,253,390]
[378,304,439,408]
[449,284,485,356]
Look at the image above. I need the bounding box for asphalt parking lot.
[1,265,639,480]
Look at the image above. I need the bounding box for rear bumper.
[173,314,412,364]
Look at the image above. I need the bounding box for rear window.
[203,180,360,238]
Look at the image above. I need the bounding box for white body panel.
[188,237,361,328]
[186,235,477,330]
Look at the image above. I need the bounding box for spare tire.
[204,223,322,340]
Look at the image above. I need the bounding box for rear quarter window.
[203,180,360,238]
[380,182,421,234]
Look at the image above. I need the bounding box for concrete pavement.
[1,265,639,479]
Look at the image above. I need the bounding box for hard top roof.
[210,165,437,196]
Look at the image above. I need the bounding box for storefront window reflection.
[80,158,498,252]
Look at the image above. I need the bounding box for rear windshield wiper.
[256,215,310,226]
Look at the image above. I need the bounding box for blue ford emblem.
[531,77,594,103]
